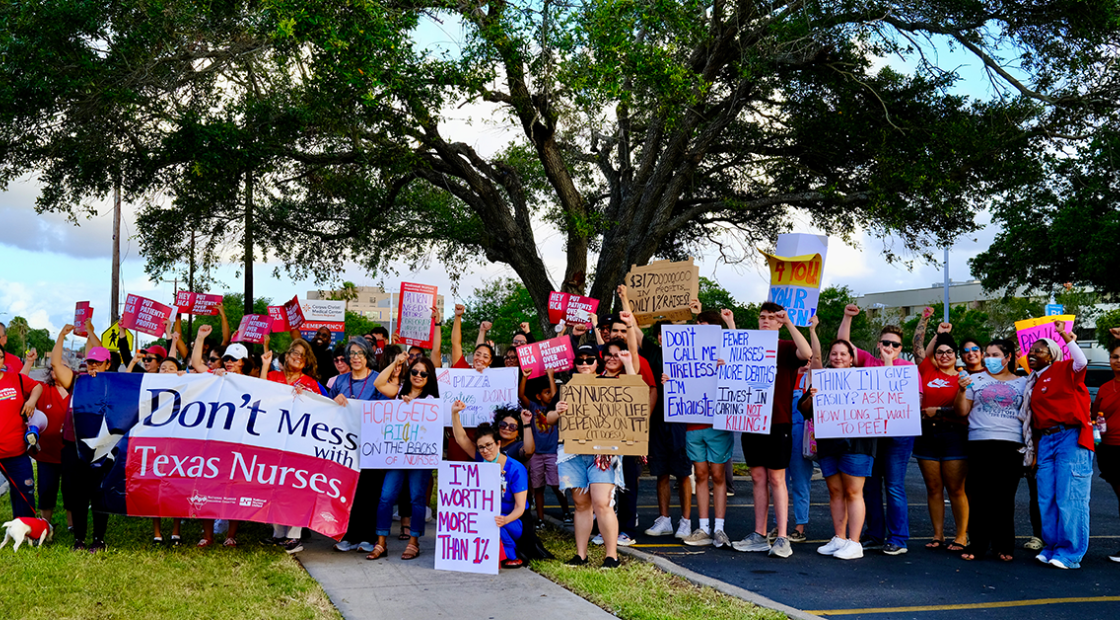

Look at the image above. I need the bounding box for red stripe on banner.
[125,437,358,539]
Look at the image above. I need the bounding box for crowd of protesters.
[2,284,1119,574]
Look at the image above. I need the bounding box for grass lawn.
[531,528,786,620]
[0,477,340,620]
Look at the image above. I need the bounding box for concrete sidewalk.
[298,530,618,620]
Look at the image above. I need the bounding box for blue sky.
[0,21,1022,345]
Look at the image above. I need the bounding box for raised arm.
[543,368,557,402]
[781,311,813,361]
[912,307,932,363]
[84,318,102,353]
[520,408,536,458]
[191,324,214,373]
[451,303,465,366]
[450,401,476,457]
[518,368,533,408]
[259,337,273,380]
[173,316,189,359]
[125,349,142,373]
[617,285,644,340]
[218,305,231,346]
[591,313,604,346]
[476,320,490,347]
[620,311,641,362]
[20,349,37,375]
[374,352,407,398]
[52,325,76,389]
[808,314,823,370]
[430,306,443,368]
[837,304,858,343]
[720,308,737,330]
[1056,320,1087,371]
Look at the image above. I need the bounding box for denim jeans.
[1035,427,1092,568]
[864,437,914,547]
[617,455,642,537]
[786,411,814,526]
[376,469,432,538]
[0,455,36,518]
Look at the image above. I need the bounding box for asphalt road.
[544,443,1120,620]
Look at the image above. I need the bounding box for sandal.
[502,558,523,569]
[170,536,182,547]
[398,526,411,541]
[960,552,976,561]
[223,537,237,547]
[946,541,966,552]
[401,542,421,560]
[366,544,387,560]
[998,553,1014,562]
[925,539,945,550]
[197,538,213,548]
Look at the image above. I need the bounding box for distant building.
[307,286,446,330]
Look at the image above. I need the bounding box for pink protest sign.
[283,296,305,331]
[120,294,176,337]
[235,314,274,344]
[175,291,223,315]
[548,292,568,324]
[546,292,599,327]
[397,282,438,348]
[267,305,288,332]
[74,302,93,336]
[1015,314,1076,370]
[516,336,575,379]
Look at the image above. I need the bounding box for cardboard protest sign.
[763,233,829,327]
[714,329,779,434]
[175,291,223,316]
[558,373,650,455]
[624,259,700,326]
[811,366,921,438]
[1015,314,1076,371]
[74,302,93,336]
[397,282,438,348]
[661,325,721,424]
[298,300,346,346]
[120,294,177,338]
[436,461,500,575]
[234,314,273,344]
[437,367,519,427]
[516,337,575,379]
[359,397,441,469]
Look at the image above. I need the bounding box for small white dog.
[0,517,53,551]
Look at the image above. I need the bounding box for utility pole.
[111,181,122,324]
[244,174,254,315]
[943,246,950,323]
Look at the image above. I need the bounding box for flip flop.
[925,539,945,550]
[998,553,1014,562]
[401,542,421,560]
[197,538,213,548]
[223,537,237,547]
[398,527,411,541]
[946,541,966,552]
[366,544,387,560]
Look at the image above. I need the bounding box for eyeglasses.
[287,350,305,360]
[935,349,955,356]
[335,357,348,364]
[347,351,364,358]
[498,421,518,431]
[477,442,498,452]
[208,356,221,363]
[410,369,428,378]
[879,340,902,349]
[143,356,158,363]
[575,357,597,365]
[962,346,981,353]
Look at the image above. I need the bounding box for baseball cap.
[224,343,249,361]
[86,347,111,363]
[141,345,168,360]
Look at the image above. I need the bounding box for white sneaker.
[712,530,731,548]
[817,536,846,556]
[1049,558,1069,570]
[682,529,713,546]
[617,533,636,547]
[834,539,864,560]
[591,534,604,545]
[675,519,692,539]
[645,516,674,537]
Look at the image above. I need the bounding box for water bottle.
[1094,425,1102,446]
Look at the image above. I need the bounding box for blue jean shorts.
[819,453,874,478]
[558,454,622,491]
[685,427,734,464]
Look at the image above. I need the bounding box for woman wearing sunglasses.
[367,354,440,561]
[958,338,986,375]
[190,325,254,377]
[911,313,970,552]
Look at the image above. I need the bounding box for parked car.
[1086,364,1113,402]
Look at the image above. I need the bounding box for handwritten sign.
[1015,314,1076,371]
[714,329,779,434]
[175,292,223,316]
[359,397,442,469]
[436,461,500,575]
[661,325,721,424]
[624,259,700,326]
[397,282,438,348]
[120,294,176,337]
[763,234,829,327]
[233,314,273,344]
[516,337,574,379]
[438,367,519,427]
[558,373,650,455]
[811,366,921,438]
[74,302,93,336]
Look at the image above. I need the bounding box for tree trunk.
[244,173,254,315]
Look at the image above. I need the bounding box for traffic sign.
[101,322,134,353]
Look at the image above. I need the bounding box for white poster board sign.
[437,367,519,427]
[714,330,779,434]
[811,366,921,438]
[661,325,721,424]
[358,397,442,469]
[436,461,501,575]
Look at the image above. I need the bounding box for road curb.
[542,515,825,620]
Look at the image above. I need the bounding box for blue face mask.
[984,357,1005,374]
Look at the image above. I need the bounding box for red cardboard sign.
[516,336,575,379]
[546,292,599,327]
[397,282,438,348]
[283,295,305,331]
[120,294,176,338]
[175,291,224,316]
[74,302,93,336]
[267,305,289,332]
[234,314,273,344]
[548,292,568,324]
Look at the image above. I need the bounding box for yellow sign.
[100,322,134,353]
[762,251,824,287]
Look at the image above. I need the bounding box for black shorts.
[648,418,691,479]
[1098,443,1120,485]
[742,424,793,471]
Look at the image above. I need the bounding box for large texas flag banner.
[71,372,360,539]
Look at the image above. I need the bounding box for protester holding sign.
[787,317,822,544]
[261,337,323,395]
[451,304,496,371]
[1023,322,1094,569]
[953,339,1027,562]
[839,305,919,556]
[368,354,440,561]
[799,339,876,560]
[518,369,569,525]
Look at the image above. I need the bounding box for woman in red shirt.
[1092,338,1120,563]
[1025,323,1093,570]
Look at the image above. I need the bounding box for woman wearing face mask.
[1021,322,1093,569]
[367,355,439,561]
[954,340,1027,562]
[451,401,530,569]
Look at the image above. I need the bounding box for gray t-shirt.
[965,373,1027,443]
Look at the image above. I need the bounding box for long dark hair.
[400,356,439,400]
